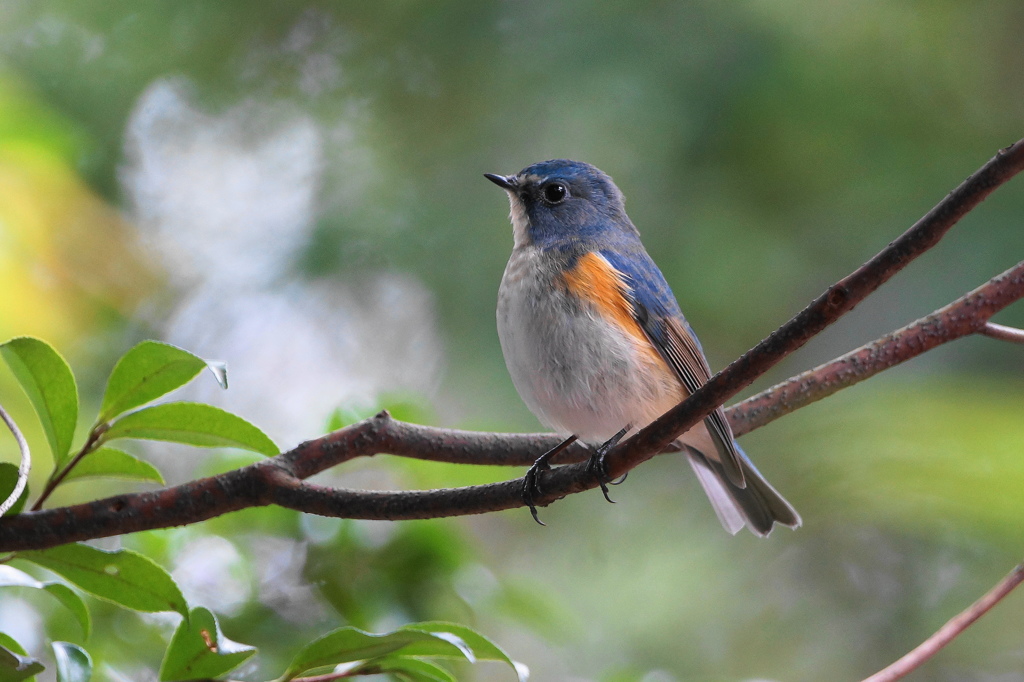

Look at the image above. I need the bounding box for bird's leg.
[523,434,578,526]
[587,425,631,503]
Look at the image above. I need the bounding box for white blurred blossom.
[120,79,443,458]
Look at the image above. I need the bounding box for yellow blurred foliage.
[0,141,159,344]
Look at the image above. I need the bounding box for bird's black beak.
[484,173,517,191]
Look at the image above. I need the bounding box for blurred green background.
[2,2,1024,680]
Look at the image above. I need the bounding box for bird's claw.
[586,450,616,504]
[587,425,630,504]
[521,435,577,525]
[522,458,551,526]
[521,429,627,522]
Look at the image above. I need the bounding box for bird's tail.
[685,443,801,537]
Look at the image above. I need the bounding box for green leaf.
[99,341,227,423]
[158,606,256,681]
[51,642,91,682]
[0,635,26,656]
[327,394,434,431]
[20,544,188,617]
[324,407,346,432]
[0,337,78,465]
[360,657,456,682]
[0,634,44,681]
[0,464,28,516]
[394,628,474,663]
[61,447,164,485]
[102,402,277,457]
[0,565,45,590]
[402,623,529,682]
[43,583,91,640]
[278,626,471,681]
[0,566,90,638]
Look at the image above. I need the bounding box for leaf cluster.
[0,338,525,682]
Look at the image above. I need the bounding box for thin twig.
[0,402,30,517]
[979,321,1024,344]
[860,562,1024,682]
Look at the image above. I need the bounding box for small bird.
[486,159,800,536]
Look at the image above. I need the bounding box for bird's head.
[485,159,636,249]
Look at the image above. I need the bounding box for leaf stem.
[30,422,108,512]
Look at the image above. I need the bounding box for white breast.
[496,246,683,443]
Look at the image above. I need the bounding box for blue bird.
[485,159,800,536]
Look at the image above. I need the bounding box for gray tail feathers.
[685,445,801,537]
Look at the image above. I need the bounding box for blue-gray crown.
[516,159,625,211]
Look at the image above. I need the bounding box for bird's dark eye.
[542,182,567,204]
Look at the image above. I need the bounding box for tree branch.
[0,140,1023,551]
[860,561,1024,682]
[601,139,1024,479]
[728,259,1024,437]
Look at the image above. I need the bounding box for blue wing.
[600,247,746,487]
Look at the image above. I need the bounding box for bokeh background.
[2,2,1024,680]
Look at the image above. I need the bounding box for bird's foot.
[522,435,577,525]
[586,426,630,504]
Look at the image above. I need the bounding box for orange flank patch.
[561,252,662,362]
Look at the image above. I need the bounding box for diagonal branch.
[602,139,1024,479]
[860,561,1024,682]
[0,140,1022,551]
[728,259,1024,437]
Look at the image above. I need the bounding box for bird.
[485,159,800,536]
